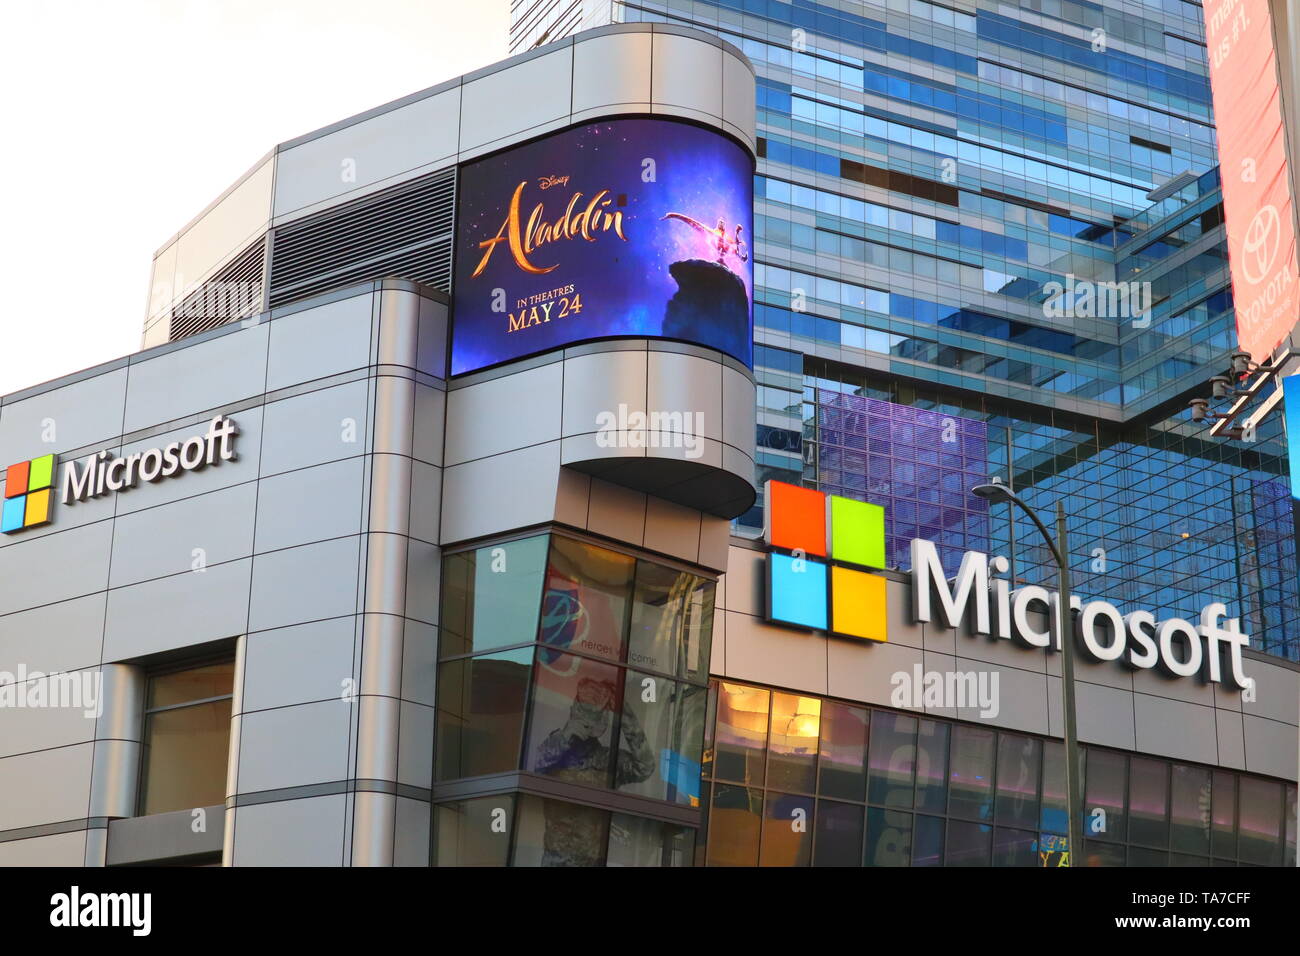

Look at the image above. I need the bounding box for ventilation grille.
[169,238,266,342]
[268,168,456,308]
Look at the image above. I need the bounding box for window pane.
[1127,846,1167,866]
[511,795,610,867]
[146,661,234,709]
[913,814,945,866]
[616,672,705,805]
[1169,763,1212,855]
[541,537,634,663]
[1040,741,1068,834]
[440,536,548,657]
[1129,757,1170,847]
[945,820,991,866]
[1238,776,1283,865]
[915,719,949,813]
[818,702,869,801]
[708,784,763,866]
[1212,771,1236,859]
[1079,840,1124,866]
[1039,832,1071,866]
[865,807,912,866]
[1084,749,1127,843]
[768,693,820,792]
[435,647,531,780]
[525,650,622,788]
[761,792,813,866]
[868,711,917,807]
[606,813,694,867]
[714,683,770,784]
[814,800,864,866]
[995,733,1040,829]
[948,725,995,821]
[139,698,231,815]
[627,561,714,681]
[434,795,513,866]
[1286,785,1297,868]
[992,827,1038,866]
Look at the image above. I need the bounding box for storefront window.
[525,650,622,788]
[138,660,234,816]
[541,536,633,663]
[817,702,869,801]
[715,683,770,784]
[1238,777,1282,865]
[868,712,917,807]
[813,799,864,865]
[915,719,949,813]
[760,792,813,866]
[435,648,531,781]
[948,726,995,821]
[945,819,990,866]
[440,535,548,656]
[709,784,763,866]
[1170,763,1212,856]
[512,795,610,867]
[768,692,820,792]
[1084,749,1128,843]
[1212,770,1237,860]
[616,672,706,805]
[1129,756,1170,848]
[433,795,514,867]
[995,733,1040,830]
[607,813,694,867]
[865,807,912,865]
[627,561,714,680]
[991,827,1037,866]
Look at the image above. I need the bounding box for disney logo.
[538,174,570,190]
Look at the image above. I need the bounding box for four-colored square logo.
[3,454,56,534]
[763,479,887,642]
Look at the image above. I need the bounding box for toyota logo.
[1241,205,1281,285]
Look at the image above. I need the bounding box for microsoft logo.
[763,479,887,642]
[3,454,56,534]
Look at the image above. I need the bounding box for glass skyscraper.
[511,0,1299,661]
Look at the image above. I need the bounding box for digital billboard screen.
[451,118,753,376]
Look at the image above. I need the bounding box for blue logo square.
[1,495,26,534]
[767,553,828,631]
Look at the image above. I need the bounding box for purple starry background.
[451,119,753,375]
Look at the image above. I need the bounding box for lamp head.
[972,482,1011,504]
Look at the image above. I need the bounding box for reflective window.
[138,661,234,817]
[995,733,1040,829]
[814,800,864,866]
[767,692,820,792]
[1212,770,1237,860]
[434,795,514,867]
[1238,777,1282,865]
[948,726,995,821]
[435,648,531,781]
[992,827,1038,866]
[868,712,917,807]
[715,683,770,784]
[1084,749,1128,843]
[818,702,869,801]
[606,813,694,867]
[866,807,912,866]
[616,672,706,805]
[913,814,946,866]
[709,785,763,867]
[946,820,991,866]
[628,561,714,680]
[1170,763,1212,855]
[440,536,548,656]
[512,795,610,867]
[1129,757,1170,847]
[525,650,622,788]
[915,719,949,813]
[760,792,813,866]
[541,537,633,663]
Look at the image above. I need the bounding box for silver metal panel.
[651,31,723,126]
[571,30,654,119]
[240,617,357,713]
[123,324,269,433]
[721,364,757,460]
[1214,709,1247,770]
[1240,658,1300,724]
[108,482,257,589]
[1051,678,1137,751]
[586,478,647,545]
[350,790,396,867]
[0,367,127,459]
[1132,694,1221,765]
[0,676,96,757]
[643,496,702,563]
[398,699,435,788]
[445,362,563,466]
[412,384,445,467]
[235,701,352,792]
[409,460,442,544]
[103,557,251,661]
[0,593,106,677]
[254,457,365,553]
[722,609,829,695]
[404,538,441,625]
[266,292,374,391]
[561,350,648,440]
[353,694,400,780]
[826,635,925,708]
[394,795,431,867]
[439,441,562,543]
[1242,715,1300,780]
[0,474,116,553]
[0,831,88,866]
[721,44,758,150]
[377,289,422,370]
[248,537,360,633]
[0,520,112,618]
[416,296,449,379]
[646,351,723,444]
[0,744,94,831]
[172,158,274,305]
[400,619,438,708]
[459,44,574,157]
[272,90,460,221]
[372,377,416,458]
[955,656,1050,735]
[259,381,370,477]
[229,795,347,866]
[105,804,224,865]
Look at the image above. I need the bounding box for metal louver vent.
[169,238,266,342]
[268,168,455,308]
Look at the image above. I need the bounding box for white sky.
[0,0,508,396]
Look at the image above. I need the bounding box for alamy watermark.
[890,664,1000,718]
[595,404,705,459]
[0,666,102,719]
[1043,274,1151,326]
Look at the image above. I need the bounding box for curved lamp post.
[972,482,1084,867]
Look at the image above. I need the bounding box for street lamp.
[972,482,1084,867]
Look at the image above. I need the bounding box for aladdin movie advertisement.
[450,118,754,376]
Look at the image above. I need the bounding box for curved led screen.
[451,118,754,376]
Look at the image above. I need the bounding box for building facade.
[0,15,1296,867]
